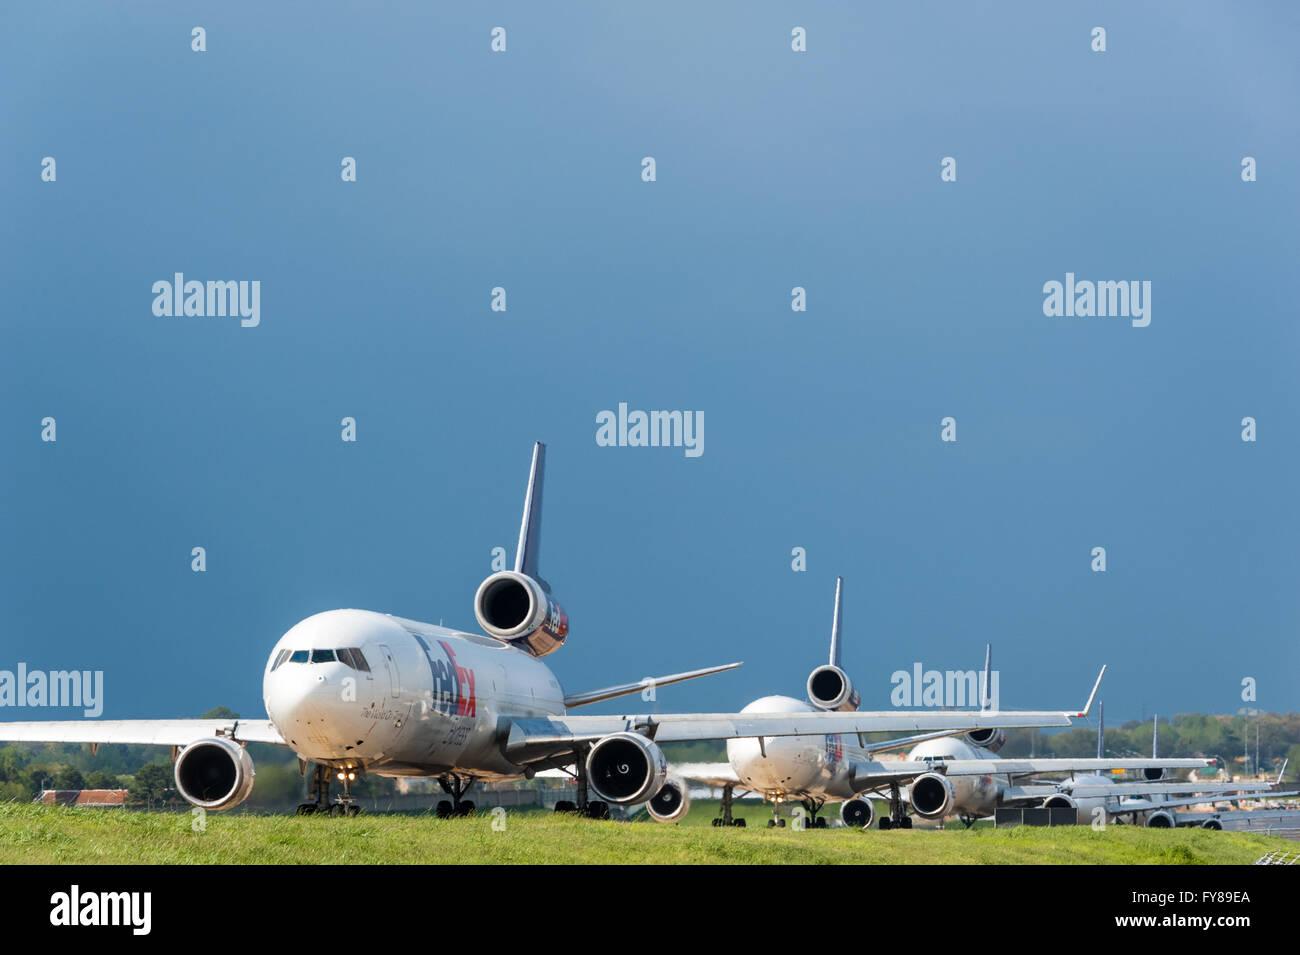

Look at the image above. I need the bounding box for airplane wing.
[0,719,286,747]
[562,662,742,709]
[504,707,1081,763]
[1058,779,1292,798]
[903,757,1214,777]
[1106,790,1300,817]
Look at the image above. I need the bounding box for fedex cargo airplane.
[0,445,1093,819]
[662,579,1197,829]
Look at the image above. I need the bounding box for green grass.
[0,802,1292,864]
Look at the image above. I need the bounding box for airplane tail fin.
[1097,701,1105,759]
[828,577,843,666]
[979,644,992,712]
[514,442,548,590]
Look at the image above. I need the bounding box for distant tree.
[201,706,239,719]
[127,763,175,810]
[53,768,85,790]
[85,770,119,790]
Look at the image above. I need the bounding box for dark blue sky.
[3,2,1297,724]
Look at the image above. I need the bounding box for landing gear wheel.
[455,800,476,817]
[297,804,316,816]
[778,818,786,828]
[329,803,345,817]
[900,817,913,829]
[734,818,746,828]
[346,805,361,817]
[879,818,892,830]
[584,801,609,820]
[711,818,722,827]
[814,817,827,829]
[554,800,576,814]
[435,800,453,819]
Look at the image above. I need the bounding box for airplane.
[1001,713,1300,829]
[657,579,1197,830]
[0,444,1093,820]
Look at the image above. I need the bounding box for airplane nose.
[268,667,348,754]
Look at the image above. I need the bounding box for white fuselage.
[263,609,564,780]
[726,695,865,802]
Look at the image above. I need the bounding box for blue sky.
[2,2,1298,723]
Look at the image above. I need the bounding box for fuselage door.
[378,643,399,699]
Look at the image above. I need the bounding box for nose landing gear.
[435,774,477,818]
[296,763,362,817]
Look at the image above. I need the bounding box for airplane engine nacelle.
[1142,767,1166,781]
[910,772,955,819]
[1042,794,1078,810]
[586,732,668,805]
[474,571,568,657]
[840,797,876,829]
[1145,810,1176,828]
[1200,818,1223,830]
[964,727,1006,753]
[646,776,690,822]
[806,664,860,712]
[173,737,255,811]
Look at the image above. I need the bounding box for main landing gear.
[297,763,362,817]
[435,775,478,818]
[552,752,610,819]
[711,783,746,827]
[877,782,912,830]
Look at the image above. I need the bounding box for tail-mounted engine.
[173,737,256,811]
[646,776,690,822]
[586,732,668,805]
[910,772,955,819]
[807,664,860,712]
[474,571,568,657]
[964,727,1006,753]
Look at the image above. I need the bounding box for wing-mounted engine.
[173,737,256,811]
[1145,809,1176,828]
[964,727,1006,753]
[807,664,859,712]
[840,797,876,829]
[586,732,668,805]
[646,776,690,822]
[1042,793,1078,810]
[910,772,955,819]
[1142,766,1166,781]
[474,571,568,657]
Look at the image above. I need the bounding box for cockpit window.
[336,648,356,669]
[289,650,309,664]
[311,649,337,663]
[270,648,291,671]
[349,648,371,672]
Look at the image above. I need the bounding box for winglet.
[514,442,546,583]
[1152,713,1158,759]
[828,577,844,666]
[1078,665,1105,718]
[979,644,992,712]
[1277,758,1289,786]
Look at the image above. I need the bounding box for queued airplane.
[1002,713,1299,829]
[0,445,1093,820]
[658,579,1195,829]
